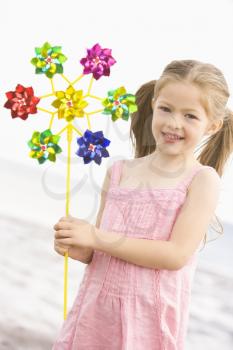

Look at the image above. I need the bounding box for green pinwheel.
[31,42,67,78]
[28,129,62,164]
[102,86,138,121]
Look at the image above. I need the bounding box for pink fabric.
[52,159,217,350]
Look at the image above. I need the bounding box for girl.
[52,59,233,349]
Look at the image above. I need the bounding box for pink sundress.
[52,159,217,350]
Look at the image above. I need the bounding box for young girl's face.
[151,81,211,159]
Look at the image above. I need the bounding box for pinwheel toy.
[4,42,138,319]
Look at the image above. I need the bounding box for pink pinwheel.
[80,43,116,80]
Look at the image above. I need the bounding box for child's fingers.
[53,222,73,231]
[53,216,78,230]
[59,215,75,223]
[54,229,72,239]
[55,241,70,249]
[55,237,73,246]
[54,241,68,256]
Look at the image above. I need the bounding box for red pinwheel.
[4,84,40,120]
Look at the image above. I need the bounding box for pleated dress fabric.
[52,159,216,350]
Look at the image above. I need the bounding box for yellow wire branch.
[71,74,84,86]
[50,79,55,94]
[39,93,55,99]
[49,112,57,129]
[71,124,84,136]
[86,94,104,101]
[85,113,91,130]
[86,109,104,116]
[87,77,94,95]
[57,125,68,136]
[37,107,54,115]
[61,74,72,85]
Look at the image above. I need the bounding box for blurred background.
[0,0,233,349]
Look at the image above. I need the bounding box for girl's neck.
[145,151,200,172]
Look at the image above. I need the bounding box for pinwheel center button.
[93,56,100,64]
[88,144,95,151]
[19,98,26,106]
[66,101,73,107]
[46,56,52,63]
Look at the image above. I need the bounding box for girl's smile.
[161,131,185,143]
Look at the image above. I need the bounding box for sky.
[0,0,233,224]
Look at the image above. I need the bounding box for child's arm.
[92,169,221,270]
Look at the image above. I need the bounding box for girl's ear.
[205,119,223,136]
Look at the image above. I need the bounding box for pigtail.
[129,80,157,158]
[195,108,233,177]
[197,108,233,249]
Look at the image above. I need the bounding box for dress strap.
[177,164,217,192]
[109,159,124,188]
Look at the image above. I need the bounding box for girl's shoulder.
[193,164,220,181]
[187,164,221,194]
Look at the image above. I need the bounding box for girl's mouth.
[161,132,185,143]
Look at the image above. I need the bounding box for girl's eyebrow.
[158,100,201,114]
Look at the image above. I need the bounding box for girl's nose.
[167,113,183,129]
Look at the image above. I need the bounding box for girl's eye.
[159,106,170,112]
[186,114,197,119]
[159,106,197,119]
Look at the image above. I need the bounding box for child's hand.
[54,215,95,250]
[54,240,93,263]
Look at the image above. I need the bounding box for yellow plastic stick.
[64,250,68,320]
[39,76,102,320]
[64,123,73,320]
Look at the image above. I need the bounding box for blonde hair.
[129,59,233,248]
